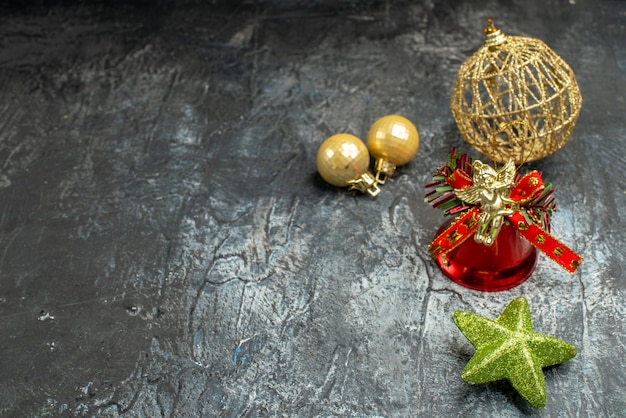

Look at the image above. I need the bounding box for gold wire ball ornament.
[367,115,420,184]
[450,19,582,163]
[316,133,380,196]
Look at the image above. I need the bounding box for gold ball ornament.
[367,115,420,184]
[316,133,380,196]
[450,19,582,163]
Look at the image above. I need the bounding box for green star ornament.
[453,296,576,408]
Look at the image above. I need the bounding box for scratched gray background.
[0,0,624,416]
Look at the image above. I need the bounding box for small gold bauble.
[451,19,582,163]
[367,115,419,183]
[316,133,380,196]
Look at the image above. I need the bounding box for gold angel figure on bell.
[454,159,517,246]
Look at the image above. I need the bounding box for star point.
[453,296,576,408]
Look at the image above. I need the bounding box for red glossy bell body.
[434,221,537,291]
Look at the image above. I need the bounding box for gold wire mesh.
[451,22,582,163]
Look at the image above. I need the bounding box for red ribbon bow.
[429,168,583,273]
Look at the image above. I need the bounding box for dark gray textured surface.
[0,1,624,416]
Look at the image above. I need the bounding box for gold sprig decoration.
[451,19,582,163]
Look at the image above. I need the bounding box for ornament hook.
[347,172,381,197]
[373,158,396,184]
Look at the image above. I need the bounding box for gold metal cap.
[483,18,507,47]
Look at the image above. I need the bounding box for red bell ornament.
[433,219,537,291]
[425,149,582,291]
